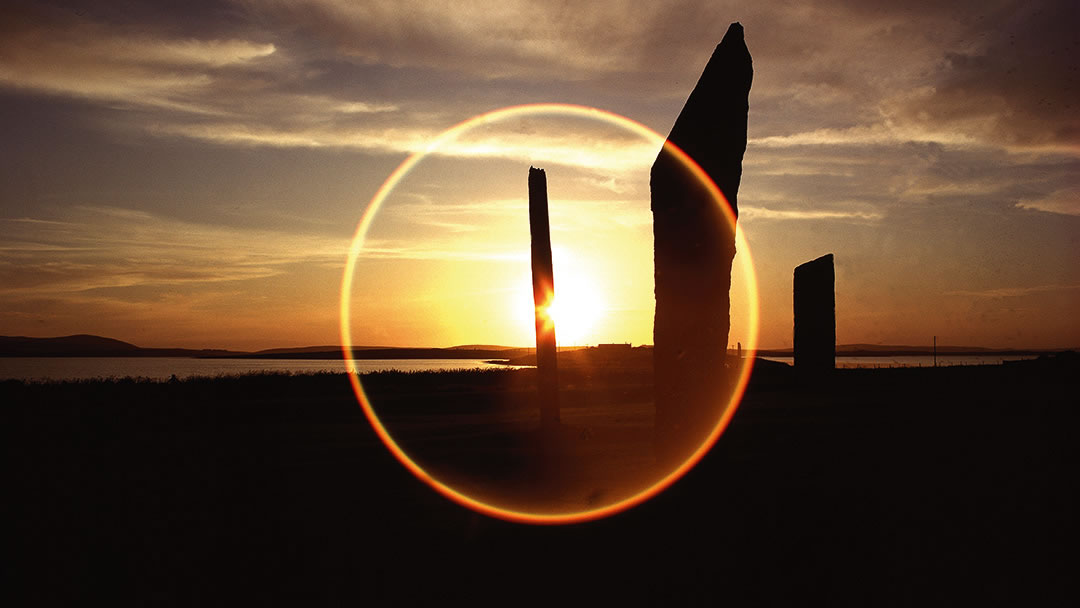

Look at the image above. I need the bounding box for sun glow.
[547,272,606,347]
[341,103,760,525]
[513,250,607,346]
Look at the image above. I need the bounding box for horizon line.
[2,333,1077,354]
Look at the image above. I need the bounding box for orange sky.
[0,1,1077,350]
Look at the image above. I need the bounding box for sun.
[546,276,605,346]
[514,251,607,347]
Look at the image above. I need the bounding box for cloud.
[7,0,1074,169]
[386,195,651,229]
[356,241,527,263]
[0,2,407,146]
[105,38,275,67]
[749,122,985,149]
[879,2,1079,153]
[387,198,526,217]
[734,1,1079,157]
[360,192,653,262]
[0,5,277,114]
[146,121,422,149]
[335,101,398,113]
[741,139,1080,226]
[0,207,347,296]
[740,206,883,222]
[151,115,659,171]
[574,175,637,195]
[945,284,1080,298]
[1016,188,1080,216]
[234,0,726,80]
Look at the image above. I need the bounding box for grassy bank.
[7,359,1074,605]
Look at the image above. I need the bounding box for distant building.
[597,343,633,353]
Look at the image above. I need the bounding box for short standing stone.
[793,254,836,372]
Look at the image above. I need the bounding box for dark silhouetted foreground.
[7,355,1074,605]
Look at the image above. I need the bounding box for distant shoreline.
[1,334,1074,360]
[755,348,1057,357]
[0,349,1068,359]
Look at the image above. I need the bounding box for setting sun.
[514,249,608,347]
[547,273,606,347]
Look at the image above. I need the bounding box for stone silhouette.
[529,167,560,427]
[652,23,753,465]
[793,253,836,372]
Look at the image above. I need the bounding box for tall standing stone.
[652,23,752,465]
[793,253,836,372]
[529,167,559,428]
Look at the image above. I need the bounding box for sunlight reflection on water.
[0,357,519,381]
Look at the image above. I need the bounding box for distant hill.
[0,334,141,356]
[0,335,245,358]
[0,335,534,360]
[252,345,346,355]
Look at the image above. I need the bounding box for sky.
[1,0,1077,351]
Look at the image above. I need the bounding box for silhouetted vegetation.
[8,357,1074,605]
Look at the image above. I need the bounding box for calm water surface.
[0,357,517,381]
[1,354,1038,381]
[761,355,1037,368]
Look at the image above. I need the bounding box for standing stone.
[652,23,753,465]
[529,167,559,428]
[793,254,836,372]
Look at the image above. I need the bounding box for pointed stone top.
[723,22,744,42]
[670,22,752,143]
[656,21,753,215]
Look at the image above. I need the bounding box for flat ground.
[7,355,1075,605]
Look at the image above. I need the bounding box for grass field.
[7,355,1074,605]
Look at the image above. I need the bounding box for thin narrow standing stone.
[529,167,559,428]
[652,23,752,465]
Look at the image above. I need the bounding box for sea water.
[760,355,1037,368]
[0,357,516,382]
[0,354,1039,381]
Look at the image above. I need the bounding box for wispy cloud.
[0,8,276,114]
[151,118,658,171]
[356,242,526,263]
[1016,189,1080,216]
[0,208,347,296]
[740,206,883,222]
[147,121,425,150]
[235,0,713,80]
[749,122,990,150]
[945,284,1080,298]
[334,101,399,114]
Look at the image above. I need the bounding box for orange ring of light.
[340,103,759,525]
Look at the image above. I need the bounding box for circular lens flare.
[340,103,759,524]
